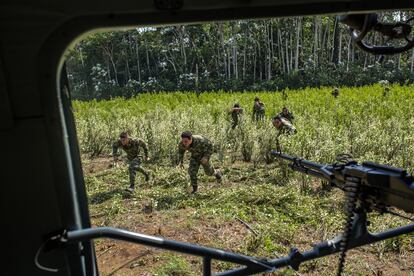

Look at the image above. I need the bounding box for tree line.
[65,12,414,100]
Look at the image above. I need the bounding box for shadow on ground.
[89,188,131,204]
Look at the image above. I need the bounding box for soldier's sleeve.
[203,139,214,157]
[287,124,297,134]
[178,143,185,165]
[112,140,121,158]
[138,139,149,158]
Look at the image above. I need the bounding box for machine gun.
[271,151,414,275]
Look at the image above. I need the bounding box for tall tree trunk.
[364,53,368,69]
[338,31,342,64]
[331,17,340,64]
[104,44,119,85]
[134,38,141,83]
[285,34,290,74]
[164,52,177,74]
[295,18,301,71]
[346,37,351,71]
[313,17,319,68]
[125,57,130,82]
[411,48,414,73]
[270,21,275,74]
[110,57,118,85]
[257,41,262,80]
[233,41,238,79]
[106,57,111,81]
[278,29,286,74]
[216,48,221,76]
[242,46,246,80]
[290,33,293,72]
[228,48,231,78]
[218,24,227,78]
[253,45,256,82]
[178,25,187,73]
[398,54,401,70]
[322,21,329,61]
[78,46,85,68]
[351,42,355,62]
[195,63,199,91]
[144,38,151,77]
[267,22,272,80]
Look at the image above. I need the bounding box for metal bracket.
[43,216,414,276]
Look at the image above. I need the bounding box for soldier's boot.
[191,185,198,194]
[144,172,150,182]
[126,185,135,193]
[128,170,136,192]
[215,169,222,183]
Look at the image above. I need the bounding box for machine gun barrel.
[271,151,334,180]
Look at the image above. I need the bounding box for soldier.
[259,102,265,119]
[332,87,339,98]
[112,131,150,193]
[229,103,243,129]
[281,90,288,101]
[383,86,390,97]
[272,115,296,137]
[378,80,390,97]
[252,97,265,122]
[178,131,222,194]
[279,107,294,123]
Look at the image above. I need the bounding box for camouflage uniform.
[252,102,265,121]
[279,111,294,123]
[178,135,219,191]
[276,118,296,137]
[112,138,149,188]
[259,103,265,120]
[230,107,243,129]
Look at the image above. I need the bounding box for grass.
[76,85,414,275]
[84,159,413,275]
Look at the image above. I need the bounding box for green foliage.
[81,85,414,274]
[74,84,414,170]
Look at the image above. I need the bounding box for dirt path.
[84,156,414,275]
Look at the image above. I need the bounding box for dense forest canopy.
[65,11,414,100]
